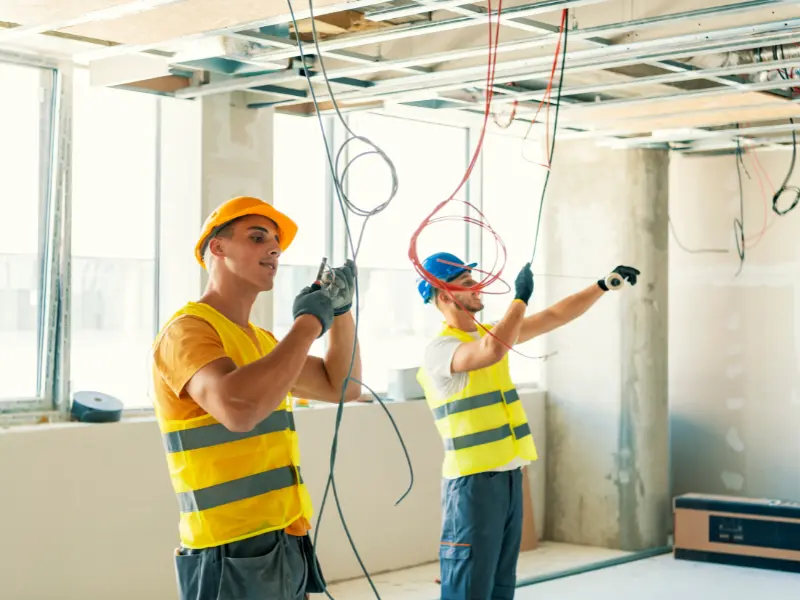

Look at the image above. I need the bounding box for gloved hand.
[514,262,534,305]
[293,285,334,337]
[322,259,357,316]
[598,265,640,291]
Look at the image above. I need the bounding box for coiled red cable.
[408,4,567,357]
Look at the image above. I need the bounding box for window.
[0,62,57,405]
[480,132,548,385]
[343,113,469,393]
[69,69,158,409]
[270,113,550,397]
[271,113,330,365]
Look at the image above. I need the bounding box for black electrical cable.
[284,2,413,599]
[668,216,728,254]
[772,118,799,216]
[530,13,569,264]
[734,136,746,277]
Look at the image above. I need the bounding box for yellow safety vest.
[153,301,313,549]
[417,323,538,479]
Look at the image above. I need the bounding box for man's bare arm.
[185,315,323,432]
[292,312,362,402]
[516,284,604,345]
[450,299,527,373]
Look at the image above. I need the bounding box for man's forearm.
[484,299,527,355]
[219,316,321,427]
[324,312,362,400]
[550,284,605,325]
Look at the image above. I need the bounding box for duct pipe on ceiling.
[686,42,800,71]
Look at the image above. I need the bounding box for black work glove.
[598,265,640,291]
[293,285,334,337]
[323,259,357,316]
[514,262,534,305]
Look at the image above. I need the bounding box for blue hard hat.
[417,252,478,304]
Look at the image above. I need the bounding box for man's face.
[210,215,281,292]
[441,270,484,313]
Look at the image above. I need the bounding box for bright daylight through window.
[271,113,330,367]
[481,132,549,385]
[0,62,55,404]
[69,69,158,410]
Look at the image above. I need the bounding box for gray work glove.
[322,259,357,316]
[514,262,534,305]
[293,285,334,337]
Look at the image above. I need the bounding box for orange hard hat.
[194,196,298,268]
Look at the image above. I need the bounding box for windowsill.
[0,383,542,430]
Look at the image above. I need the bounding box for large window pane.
[344,113,469,393]
[0,62,53,401]
[481,133,548,385]
[70,69,158,409]
[271,114,329,360]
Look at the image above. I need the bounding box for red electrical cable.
[408,4,567,359]
[521,9,568,169]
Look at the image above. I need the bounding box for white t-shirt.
[423,327,530,479]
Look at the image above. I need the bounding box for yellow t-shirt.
[151,314,311,537]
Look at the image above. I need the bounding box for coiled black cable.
[772,118,799,217]
[284,1,413,599]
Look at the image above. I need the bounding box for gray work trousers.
[174,529,325,600]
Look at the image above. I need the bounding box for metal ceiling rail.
[313,29,800,110]
[680,134,799,152]
[246,0,616,62]
[415,30,800,103]
[365,0,480,21]
[299,22,800,105]
[241,0,797,64]
[229,30,430,73]
[174,1,797,99]
[537,71,800,117]
[604,121,800,146]
[443,0,610,35]
[73,0,389,62]
[481,57,800,106]
[548,93,800,141]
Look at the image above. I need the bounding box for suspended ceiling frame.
[0,0,799,153]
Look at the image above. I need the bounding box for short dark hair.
[201,217,243,263]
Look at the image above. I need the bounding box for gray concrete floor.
[517,554,800,599]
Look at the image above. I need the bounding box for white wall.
[669,148,800,502]
[0,392,545,600]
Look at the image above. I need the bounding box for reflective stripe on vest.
[163,409,296,454]
[443,420,532,452]
[431,389,520,421]
[177,465,303,513]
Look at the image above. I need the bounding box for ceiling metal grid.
[1,0,799,153]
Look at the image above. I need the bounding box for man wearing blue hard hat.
[416,252,639,600]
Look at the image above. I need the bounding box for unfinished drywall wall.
[669,148,800,502]
[542,142,670,551]
[0,393,545,600]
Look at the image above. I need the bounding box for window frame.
[0,59,164,420]
[64,67,163,417]
[0,53,62,415]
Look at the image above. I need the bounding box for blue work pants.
[439,468,524,600]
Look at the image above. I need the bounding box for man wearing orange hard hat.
[151,196,361,600]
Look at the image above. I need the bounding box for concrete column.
[541,143,669,551]
[199,92,275,329]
